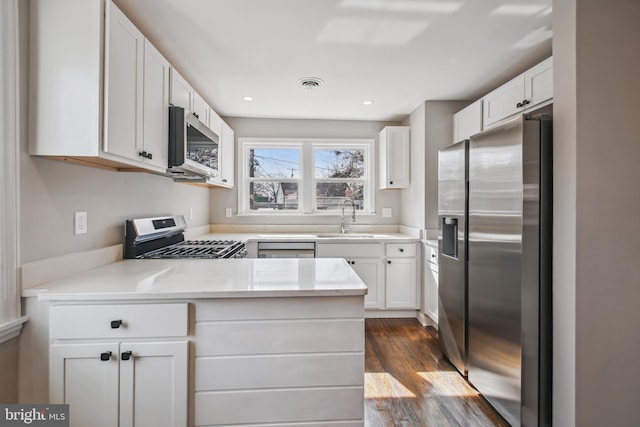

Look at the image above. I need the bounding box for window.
[239,139,374,215]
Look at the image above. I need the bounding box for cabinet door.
[385,258,417,308]
[425,262,439,322]
[379,126,410,189]
[350,258,384,309]
[104,1,144,160]
[219,121,235,187]
[169,68,193,111]
[142,40,170,169]
[524,56,553,108]
[208,109,223,138]
[482,74,525,129]
[453,99,483,142]
[50,343,119,427]
[193,92,210,127]
[119,341,188,427]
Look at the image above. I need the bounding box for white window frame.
[238,138,375,215]
[0,0,27,343]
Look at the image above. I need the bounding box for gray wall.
[19,0,210,264]
[400,101,467,231]
[0,338,19,403]
[554,0,640,425]
[209,117,402,227]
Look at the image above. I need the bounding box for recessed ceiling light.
[243,96,253,101]
[298,77,324,89]
[363,100,374,106]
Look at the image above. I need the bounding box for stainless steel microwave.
[168,106,220,179]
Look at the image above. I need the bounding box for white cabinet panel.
[119,341,188,427]
[169,68,193,111]
[50,303,188,339]
[195,319,364,356]
[350,258,384,309]
[385,258,417,309]
[219,120,235,187]
[195,387,364,426]
[425,261,438,322]
[483,57,553,129]
[192,92,210,127]
[142,40,170,169]
[50,343,120,427]
[316,243,384,258]
[196,353,363,391]
[453,99,483,142]
[104,1,144,161]
[379,126,410,189]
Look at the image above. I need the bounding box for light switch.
[382,208,392,218]
[74,211,88,234]
[225,208,232,218]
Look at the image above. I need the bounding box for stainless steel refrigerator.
[438,114,552,427]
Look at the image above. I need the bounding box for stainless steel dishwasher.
[257,242,316,258]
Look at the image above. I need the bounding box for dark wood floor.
[365,318,509,427]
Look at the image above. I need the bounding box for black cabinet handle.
[516,102,523,108]
[147,152,152,160]
[222,178,228,182]
[399,248,404,252]
[432,253,436,258]
[387,260,391,264]
[100,351,112,361]
[390,181,394,185]
[522,99,530,106]
[351,261,355,265]
[110,320,122,329]
[121,351,132,361]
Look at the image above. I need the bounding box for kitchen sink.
[314,233,375,238]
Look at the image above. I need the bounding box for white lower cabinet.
[385,257,418,308]
[425,259,439,322]
[193,297,364,427]
[49,303,188,427]
[316,241,419,313]
[348,258,384,309]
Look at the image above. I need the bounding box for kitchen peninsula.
[23,258,367,427]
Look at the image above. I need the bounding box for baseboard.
[417,311,438,329]
[365,309,419,319]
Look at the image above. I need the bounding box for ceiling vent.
[298,77,324,89]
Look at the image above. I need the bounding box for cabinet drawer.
[316,243,384,258]
[50,303,188,339]
[386,243,416,257]
[425,243,438,264]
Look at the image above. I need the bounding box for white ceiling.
[114,0,552,122]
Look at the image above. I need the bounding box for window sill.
[0,316,29,345]
[236,211,378,217]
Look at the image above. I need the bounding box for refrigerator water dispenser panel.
[442,218,458,258]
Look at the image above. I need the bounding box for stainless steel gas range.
[124,215,246,259]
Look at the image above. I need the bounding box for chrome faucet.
[341,199,356,234]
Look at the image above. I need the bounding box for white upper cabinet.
[104,2,144,163]
[453,99,483,143]
[379,126,410,189]
[483,57,553,129]
[219,121,235,188]
[169,68,194,111]
[192,91,210,127]
[30,0,168,173]
[142,40,170,170]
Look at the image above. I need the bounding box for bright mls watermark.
[0,405,69,426]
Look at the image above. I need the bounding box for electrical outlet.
[225,208,232,218]
[74,211,88,235]
[382,207,392,218]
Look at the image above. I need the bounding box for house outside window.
[239,139,374,215]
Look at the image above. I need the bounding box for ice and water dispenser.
[442,217,458,259]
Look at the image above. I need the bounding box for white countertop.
[195,231,419,243]
[24,258,368,301]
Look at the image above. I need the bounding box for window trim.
[238,138,375,215]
